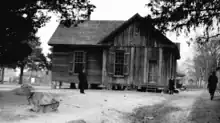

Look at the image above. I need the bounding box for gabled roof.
[98,13,143,44]
[48,13,180,59]
[48,20,124,45]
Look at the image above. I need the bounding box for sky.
[36,0,195,68]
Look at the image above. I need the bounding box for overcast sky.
[36,0,195,67]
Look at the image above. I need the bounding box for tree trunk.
[0,67,4,84]
[19,66,24,84]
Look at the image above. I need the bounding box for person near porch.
[168,77,175,95]
[207,71,218,100]
[78,67,88,94]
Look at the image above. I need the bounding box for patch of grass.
[126,100,182,123]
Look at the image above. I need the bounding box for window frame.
[108,49,130,78]
[69,51,86,74]
[114,50,125,77]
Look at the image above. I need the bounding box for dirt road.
[0,85,220,123]
[129,90,220,123]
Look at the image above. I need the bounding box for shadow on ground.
[124,98,182,123]
[0,89,63,122]
[0,90,38,122]
[187,92,220,123]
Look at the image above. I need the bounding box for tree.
[191,36,220,87]
[16,41,42,84]
[147,0,220,43]
[1,0,95,66]
[45,48,53,72]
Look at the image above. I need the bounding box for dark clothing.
[78,71,88,93]
[168,79,175,94]
[208,74,218,98]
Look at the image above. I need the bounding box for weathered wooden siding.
[103,20,177,88]
[87,49,102,83]
[51,46,102,84]
[160,48,177,87]
[103,21,160,86]
[51,19,179,89]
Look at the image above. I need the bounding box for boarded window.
[107,50,130,76]
[148,60,158,83]
[69,51,86,74]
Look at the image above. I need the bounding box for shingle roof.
[48,20,125,45]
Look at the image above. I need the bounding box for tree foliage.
[147,0,220,39]
[1,0,95,65]
[192,36,220,83]
[45,47,53,71]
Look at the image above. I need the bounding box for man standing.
[208,71,218,100]
[78,68,88,94]
[168,77,175,95]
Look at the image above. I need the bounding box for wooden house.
[48,13,180,90]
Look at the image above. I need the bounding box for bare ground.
[0,85,220,123]
[128,90,220,123]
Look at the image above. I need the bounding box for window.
[108,50,130,77]
[69,51,86,74]
[115,51,125,76]
[148,60,158,83]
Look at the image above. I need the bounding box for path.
[129,90,220,123]
[1,85,220,123]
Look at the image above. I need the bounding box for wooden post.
[0,67,4,84]
[102,49,107,85]
[144,47,148,83]
[158,48,163,85]
[174,56,176,78]
[170,53,172,78]
[129,47,135,85]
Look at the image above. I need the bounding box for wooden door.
[148,60,158,83]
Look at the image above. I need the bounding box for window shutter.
[107,51,115,75]
[68,52,74,74]
[123,52,130,75]
[72,52,76,73]
[83,51,87,70]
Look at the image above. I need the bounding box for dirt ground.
[0,84,220,123]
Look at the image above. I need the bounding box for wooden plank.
[53,52,70,55]
[144,47,148,83]
[129,47,135,84]
[170,53,173,78]
[158,48,163,85]
[53,64,69,67]
[102,50,107,84]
